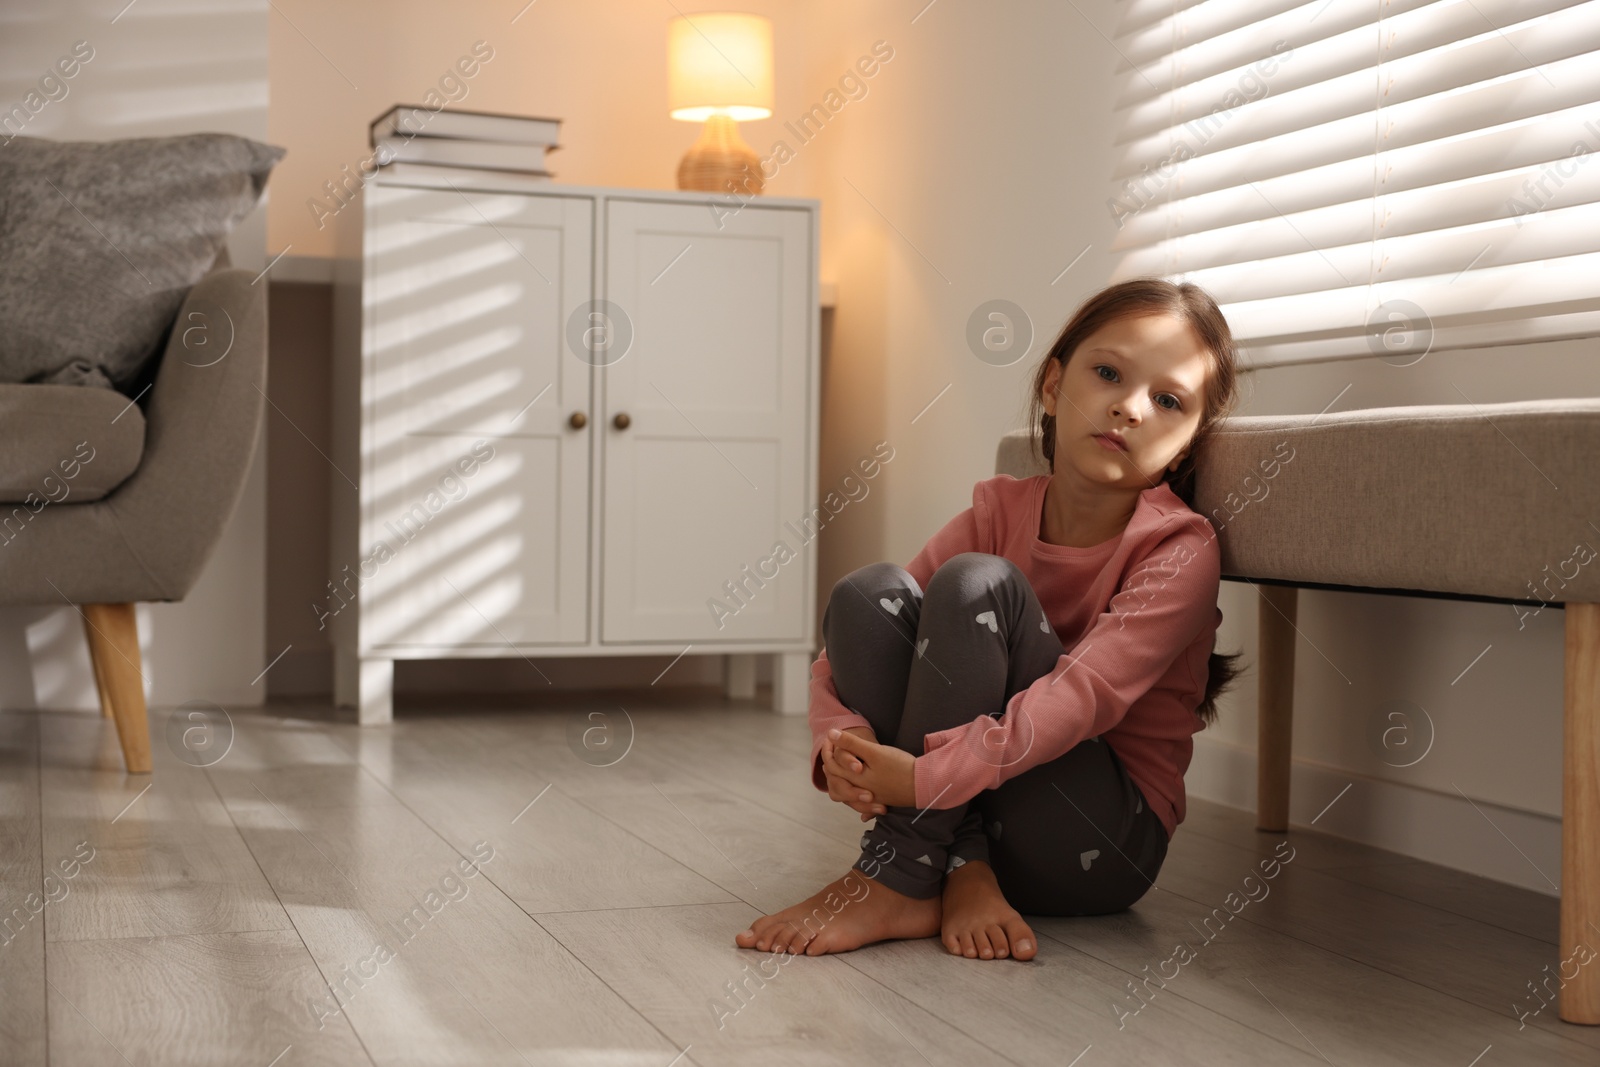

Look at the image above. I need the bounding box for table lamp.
[668,12,773,195]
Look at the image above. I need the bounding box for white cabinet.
[329,174,820,724]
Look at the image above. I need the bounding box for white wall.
[0,0,270,711]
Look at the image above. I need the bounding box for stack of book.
[369,105,562,186]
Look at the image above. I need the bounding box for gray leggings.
[826,552,1169,914]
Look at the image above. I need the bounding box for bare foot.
[940,859,1037,960]
[734,870,941,956]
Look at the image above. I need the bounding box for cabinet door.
[601,199,813,643]
[364,185,592,647]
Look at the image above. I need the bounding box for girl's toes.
[959,933,978,958]
[1003,918,1037,960]
[774,925,805,955]
[974,930,995,959]
[738,920,767,948]
[986,924,1009,958]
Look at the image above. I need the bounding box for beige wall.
[263,1,1589,890]
[267,0,832,258]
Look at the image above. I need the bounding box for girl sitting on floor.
[735,276,1246,961]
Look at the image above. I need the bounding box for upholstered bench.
[997,397,1600,1025]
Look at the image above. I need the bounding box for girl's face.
[1040,312,1210,489]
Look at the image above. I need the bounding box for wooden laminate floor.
[0,689,1590,1066]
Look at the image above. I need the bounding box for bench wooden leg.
[81,603,152,775]
[1562,601,1599,1024]
[1257,584,1297,833]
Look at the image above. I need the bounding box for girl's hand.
[829,728,918,809]
[822,728,885,821]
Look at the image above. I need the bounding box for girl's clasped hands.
[819,727,919,819]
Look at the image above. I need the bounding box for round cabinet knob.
[613,412,631,430]
[568,410,587,429]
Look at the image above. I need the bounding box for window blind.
[1106,0,1600,366]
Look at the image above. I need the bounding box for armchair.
[0,260,267,773]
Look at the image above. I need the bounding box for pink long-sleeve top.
[808,473,1223,840]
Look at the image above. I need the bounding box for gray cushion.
[0,267,266,606]
[996,397,1600,605]
[0,382,144,505]
[0,132,284,393]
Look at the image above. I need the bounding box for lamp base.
[677,114,764,196]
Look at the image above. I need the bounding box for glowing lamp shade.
[668,12,773,194]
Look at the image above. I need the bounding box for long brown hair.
[1024,276,1245,727]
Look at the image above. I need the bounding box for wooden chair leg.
[81,603,152,774]
[1257,584,1297,833]
[1562,601,1599,1024]
[83,614,115,719]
